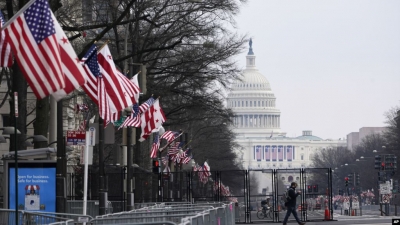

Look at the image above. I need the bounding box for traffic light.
[386,155,397,171]
[348,174,353,185]
[152,160,160,174]
[375,155,381,170]
[345,177,349,186]
[393,180,399,193]
[339,189,343,195]
[313,185,318,193]
[307,185,312,193]
[356,174,360,185]
[381,162,385,171]
[378,171,385,182]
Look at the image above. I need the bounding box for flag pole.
[1,0,36,29]
[159,131,184,152]
[97,40,110,52]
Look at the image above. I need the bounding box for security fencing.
[0,209,77,225]
[88,202,235,225]
[0,202,234,225]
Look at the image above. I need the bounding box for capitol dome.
[227,39,285,138]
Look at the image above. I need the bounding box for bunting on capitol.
[3,0,86,100]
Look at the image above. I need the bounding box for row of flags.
[0,0,166,142]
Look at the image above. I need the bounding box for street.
[236,208,398,225]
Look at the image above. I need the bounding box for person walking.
[283,182,306,225]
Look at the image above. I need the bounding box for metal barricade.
[0,209,73,225]
[87,202,235,225]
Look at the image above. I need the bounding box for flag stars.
[61,37,68,44]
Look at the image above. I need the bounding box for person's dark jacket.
[285,187,300,207]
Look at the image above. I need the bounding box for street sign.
[343,197,350,209]
[66,131,86,145]
[88,127,96,147]
[352,202,359,209]
[380,183,391,194]
[113,116,126,127]
[382,194,390,203]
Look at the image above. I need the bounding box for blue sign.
[9,167,56,212]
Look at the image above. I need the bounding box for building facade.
[227,40,346,193]
[347,127,387,151]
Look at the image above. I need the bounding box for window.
[288,176,294,182]
[301,154,304,160]
[281,177,285,180]
[296,177,299,180]
[2,114,10,127]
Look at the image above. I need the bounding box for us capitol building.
[227,40,346,193]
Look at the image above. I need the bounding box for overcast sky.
[233,0,400,139]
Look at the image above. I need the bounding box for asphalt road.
[236,209,398,225]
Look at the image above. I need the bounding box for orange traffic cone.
[324,205,330,220]
[351,209,355,216]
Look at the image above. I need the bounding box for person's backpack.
[281,188,291,203]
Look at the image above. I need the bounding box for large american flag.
[139,99,166,141]
[278,146,284,161]
[255,146,262,161]
[265,146,271,161]
[0,10,12,67]
[81,44,99,104]
[271,146,277,161]
[4,0,86,100]
[287,146,293,161]
[150,132,159,159]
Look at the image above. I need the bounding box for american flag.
[203,161,211,177]
[78,119,86,131]
[97,44,132,113]
[265,146,271,161]
[0,10,12,67]
[278,146,284,161]
[150,132,159,158]
[174,149,186,164]
[116,70,140,104]
[4,0,86,100]
[161,131,179,142]
[118,103,141,129]
[139,96,155,113]
[287,146,293,161]
[271,146,277,161]
[139,99,166,141]
[182,148,192,164]
[255,146,262,161]
[161,155,169,166]
[81,44,99,104]
[168,142,180,156]
[75,103,89,114]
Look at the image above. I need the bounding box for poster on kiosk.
[7,162,56,213]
